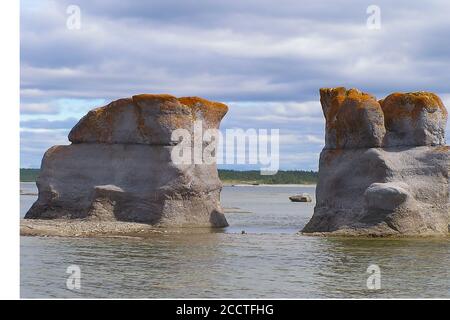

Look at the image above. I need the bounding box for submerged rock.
[289,193,312,202]
[25,94,229,227]
[302,88,449,236]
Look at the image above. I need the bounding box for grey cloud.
[20,129,70,168]
[21,0,450,102]
[20,0,450,168]
[20,117,78,129]
[20,102,59,114]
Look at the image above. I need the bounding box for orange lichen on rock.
[381,92,447,123]
[432,145,450,153]
[178,96,228,126]
[320,87,377,124]
[319,87,346,125]
[320,87,385,149]
[130,94,228,118]
[319,88,448,148]
[381,91,448,146]
[69,98,133,144]
[68,94,229,145]
[177,96,228,112]
[305,87,449,236]
[131,93,178,103]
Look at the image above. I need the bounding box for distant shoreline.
[222,183,316,187]
[20,181,317,187]
[21,168,319,185]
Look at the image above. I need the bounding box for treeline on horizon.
[218,169,317,184]
[20,168,318,184]
[20,168,40,182]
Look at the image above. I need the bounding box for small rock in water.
[289,193,312,202]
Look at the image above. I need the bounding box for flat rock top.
[320,87,379,123]
[68,94,228,145]
[132,94,227,110]
[381,92,447,123]
[321,87,447,123]
[320,87,385,149]
[320,87,448,149]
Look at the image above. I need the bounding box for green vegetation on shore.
[218,169,317,185]
[20,169,40,182]
[20,168,318,184]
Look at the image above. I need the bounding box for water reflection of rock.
[312,237,450,298]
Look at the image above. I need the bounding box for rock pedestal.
[25,94,229,227]
[303,88,449,236]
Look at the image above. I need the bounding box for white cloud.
[20,0,450,169]
[21,103,59,114]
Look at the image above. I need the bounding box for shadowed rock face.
[303,87,449,236]
[25,94,229,227]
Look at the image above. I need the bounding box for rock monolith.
[25,94,229,227]
[302,88,449,236]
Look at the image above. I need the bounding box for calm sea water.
[20,182,450,298]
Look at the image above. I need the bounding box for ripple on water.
[20,183,450,298]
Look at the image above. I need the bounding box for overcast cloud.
[20,0,450,169]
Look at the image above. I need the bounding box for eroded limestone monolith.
[25,94,229,227]
[302,88,449,236]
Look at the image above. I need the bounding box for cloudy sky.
[21,0,450,170]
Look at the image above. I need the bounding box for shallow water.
[20,182,450,298]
